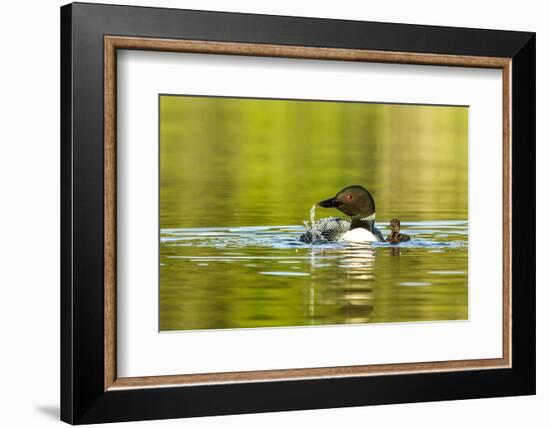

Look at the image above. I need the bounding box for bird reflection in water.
[390,246,402,257]
[305,244,375,325]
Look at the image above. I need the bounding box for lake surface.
[160,221,468,331]
[159,96,468,331]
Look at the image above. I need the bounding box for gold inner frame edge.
[104,35,512,391]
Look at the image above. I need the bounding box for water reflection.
[160,221,467,331]
[390,247,402,257]
[307,244,375,325]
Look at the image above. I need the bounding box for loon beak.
[318,197,341,208]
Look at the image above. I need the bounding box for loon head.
[317,185,376,221]
[389,218,401,233]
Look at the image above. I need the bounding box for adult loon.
[387,218,410,244]
[300,185,385,243]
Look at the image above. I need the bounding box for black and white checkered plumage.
[299,217,351,243]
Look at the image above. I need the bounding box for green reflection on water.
[160,95,468,331]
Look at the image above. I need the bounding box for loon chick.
[387,218,410,244]
[300,185,385,243]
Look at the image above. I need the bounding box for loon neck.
[350,213,375,231]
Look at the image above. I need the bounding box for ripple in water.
[160,219,468,331]
[161,219,467,250]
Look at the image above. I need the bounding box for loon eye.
[346,194,353,201]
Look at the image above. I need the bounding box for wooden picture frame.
[61,2,535,424]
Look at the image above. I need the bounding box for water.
[160,220,467,331]
[159,95,468,331]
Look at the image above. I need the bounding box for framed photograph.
[61,2,535,424]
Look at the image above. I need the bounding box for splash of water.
[302,205,325,243]
[303,204,315,229]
